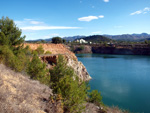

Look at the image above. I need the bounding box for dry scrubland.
[0,64,62,113]
[0,63,127,113]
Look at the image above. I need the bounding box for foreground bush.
[50,55,87,113]
[0,16,25,50]
[45,51,52,55]
[26,54,50,85]
[0,45,29,72]
[88,90,102,106]
[35,45,44,55]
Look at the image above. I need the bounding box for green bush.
[0,45,29,72]
[35,45,44,55]
[23,45,32,56]
[45,51,52,55]
[0,17,25,49]
[78,45,84,51]
[52,37,63,44]
[50,55,87,113]
[88,90,102,105]
[26,54,50,85]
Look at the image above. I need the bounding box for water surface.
[76,54,150,113]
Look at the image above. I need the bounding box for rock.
[40,54,92,81]
[24,43,92,81]
[66,56,91,81]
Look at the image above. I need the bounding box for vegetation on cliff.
[0,17,104,113]
[82,35,112,43]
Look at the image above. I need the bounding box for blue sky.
[0,0,150,40]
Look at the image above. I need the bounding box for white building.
[79,39,88,44]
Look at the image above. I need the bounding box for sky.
[0,0,150,40]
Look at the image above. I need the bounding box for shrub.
[23,45,32,56]
[35,45,44,55]
[0,45,29,72]
[78,45,84,51]
[26,54,50,85]
[45,51,52,55]
[50,55,87,113]
[88,90,102,106]
[52,37,63,44]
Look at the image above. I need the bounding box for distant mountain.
[26,36,86,42]
[63,36,86,41]
[80,35,112,42]
[26,38,52,42]
[104,33,150,41]
[26,33,150,43]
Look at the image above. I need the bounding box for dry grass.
[0,64,55,113]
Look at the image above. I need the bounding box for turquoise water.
[76,54,150,113]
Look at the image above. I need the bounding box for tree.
[0,17,25,49]
[26,54,50,85]
[52,37,63,44]
[50,55,87,113]
[35,45,44,55]
[62,39,66,43]
[88,90,102,105]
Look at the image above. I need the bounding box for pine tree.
[50,55,87,113]
[0,16,25,49]
[26,54,50,85]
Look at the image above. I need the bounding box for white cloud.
[30,21,44,25]
[78,15,104,22]
[144,7,150,11]
[130,10,142,15]
[103,0,109,2]
[21,26,80,31]
[99,15,104,18]
[78,16,98,22]
[92,31,102,34]
[15,19,44,26]
[143,12,147,14]
[15,19,81,31]
[130,7,150,15]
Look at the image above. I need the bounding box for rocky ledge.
[25,43,92,81]
[40,54,91,81]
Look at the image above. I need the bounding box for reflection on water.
[77,54,117,59]
[76,54,150,113]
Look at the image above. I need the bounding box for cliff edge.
[25,43,91,81]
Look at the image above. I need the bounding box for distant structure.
[76,39,88,44]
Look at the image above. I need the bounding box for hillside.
[0,64,63,113]
[82,35,112,43]
[0,63,126,113]
[104,33,150,41]
[63,36,86,41]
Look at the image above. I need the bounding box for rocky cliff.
[72,44,150,55]
[25,43,91,81]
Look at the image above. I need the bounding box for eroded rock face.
[40,55,91,81]
[25,43,91,81]
[66,56,91,81]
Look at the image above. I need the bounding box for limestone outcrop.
[25,43,92,81]
[40,54,91,81]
